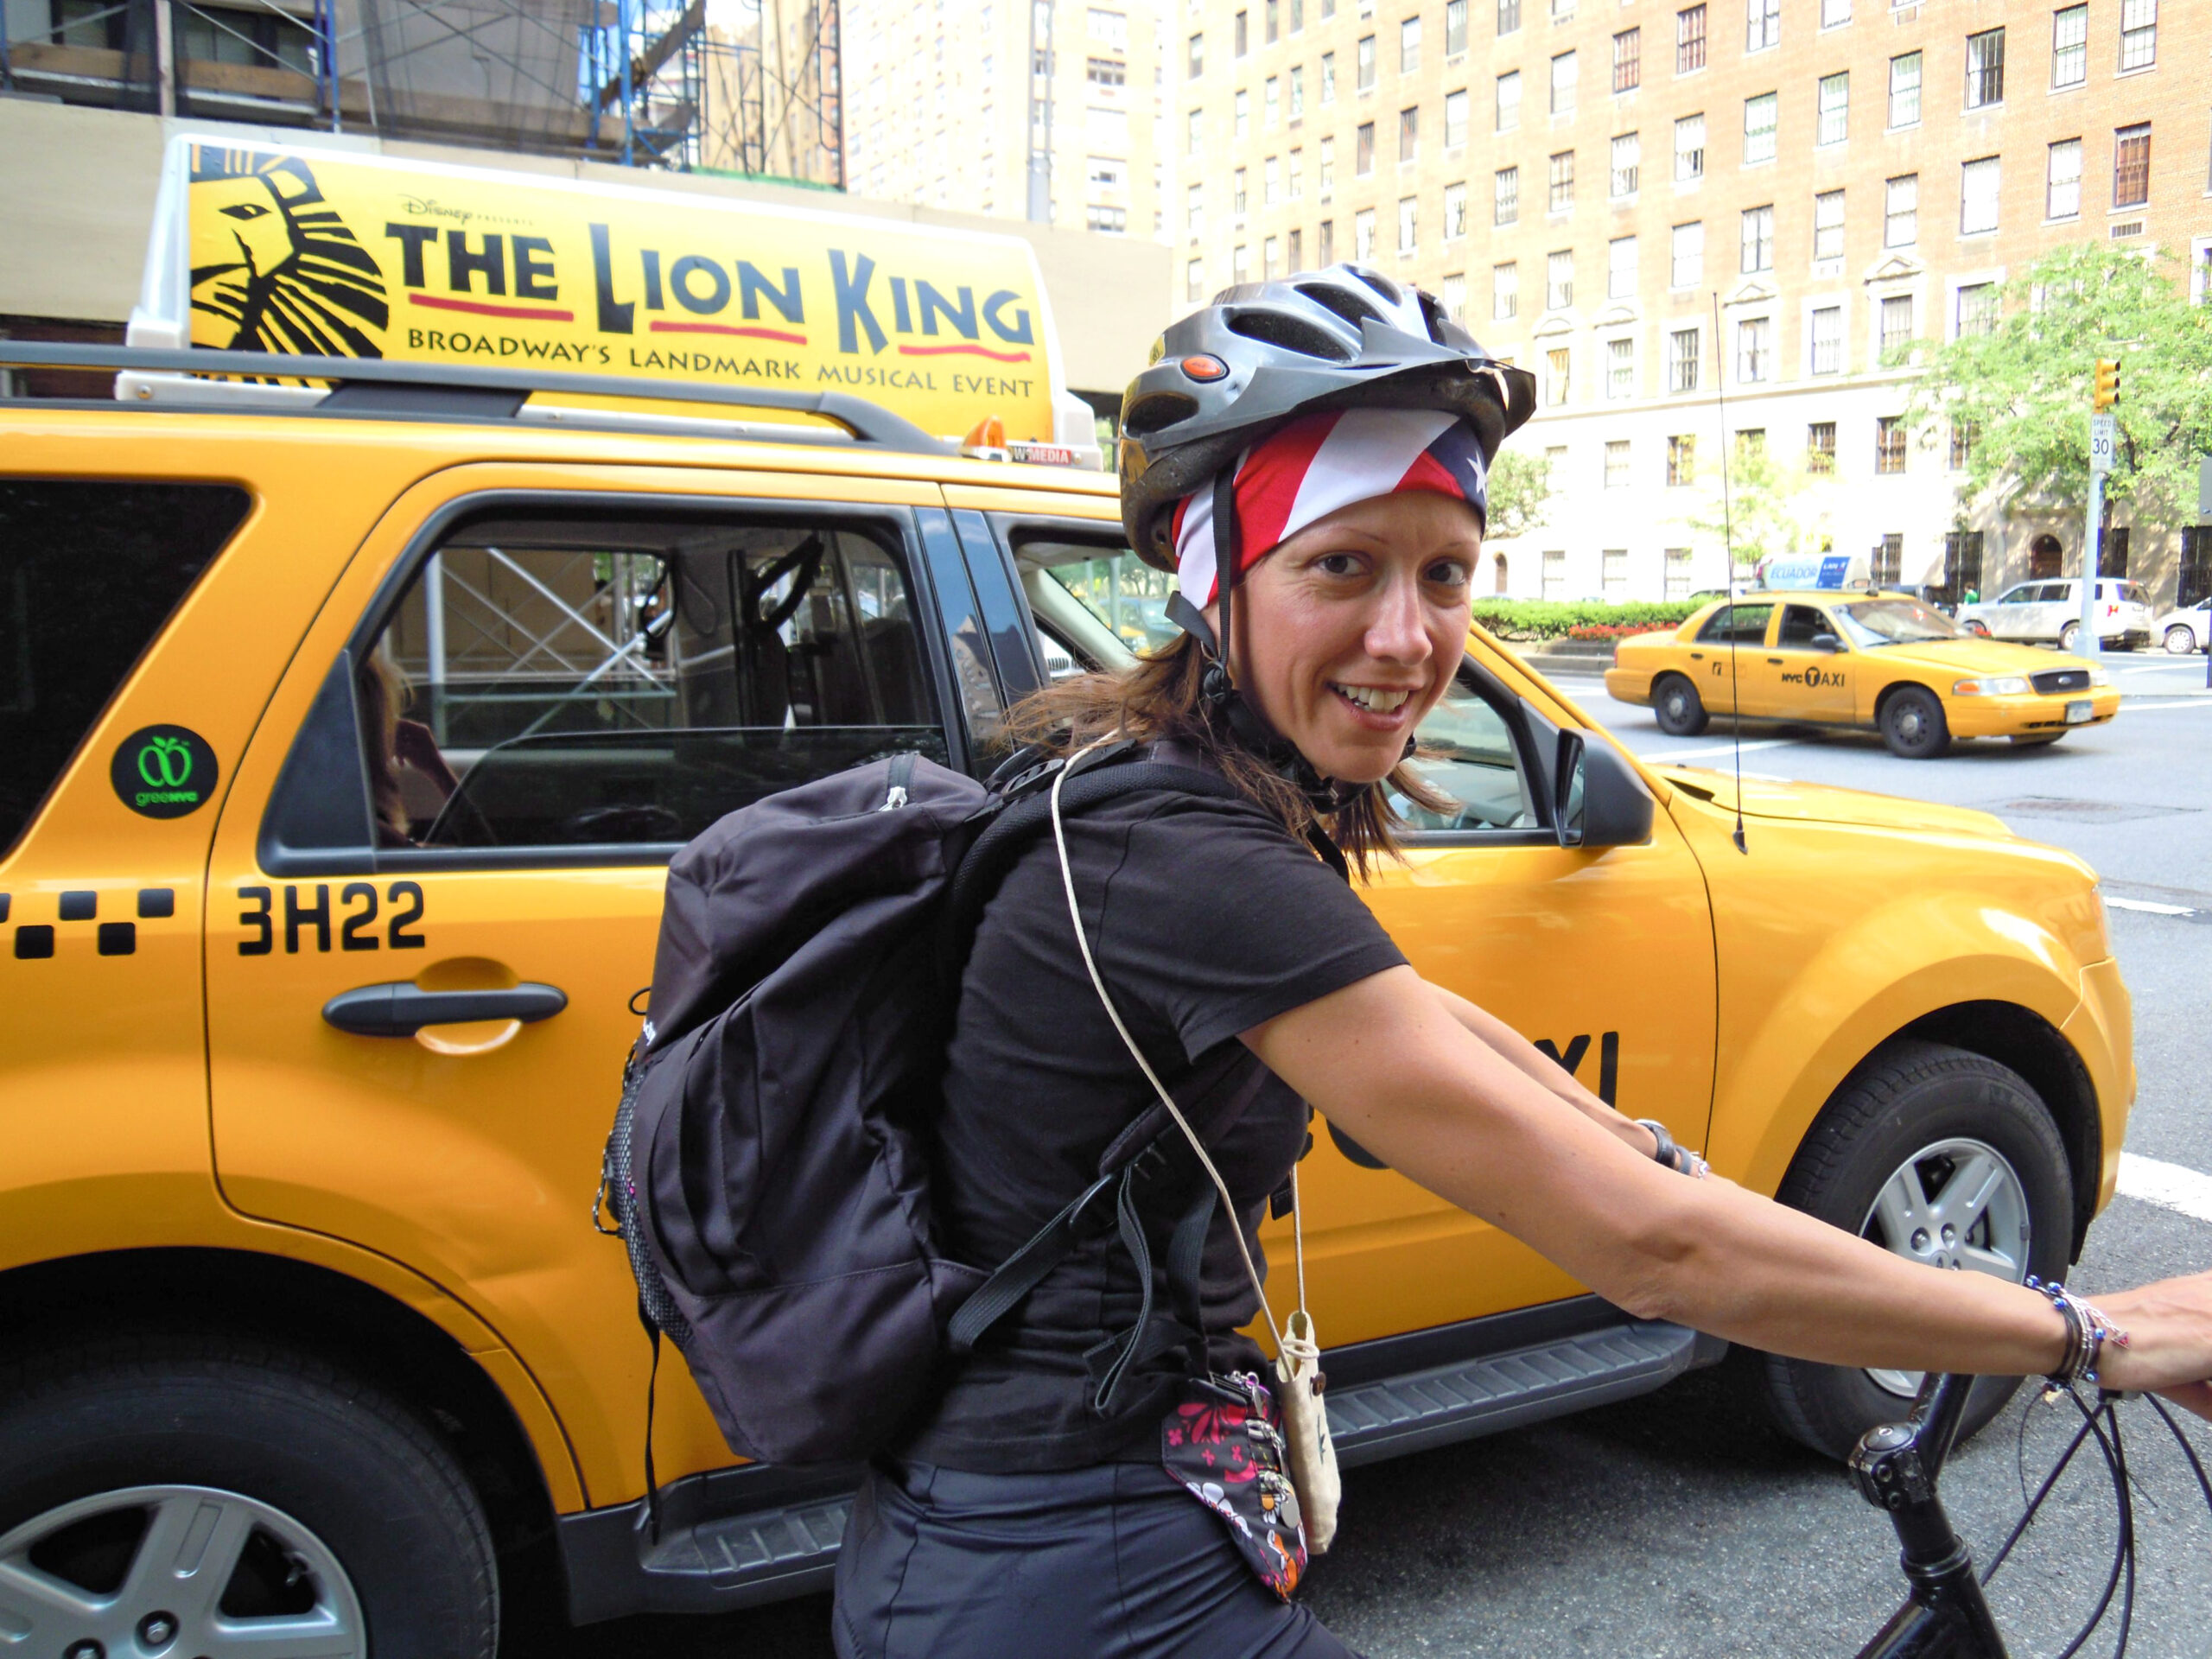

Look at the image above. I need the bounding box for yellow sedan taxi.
[1604,590,2121,758]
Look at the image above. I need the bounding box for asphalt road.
[552,649,2212,1659]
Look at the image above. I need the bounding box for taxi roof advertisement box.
[127,137,1089,454]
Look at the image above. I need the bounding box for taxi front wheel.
[1652,673,1710,737]
[0,1332,499,1659]
[1878,687,1950,759]
[1758,1039,2072,1462]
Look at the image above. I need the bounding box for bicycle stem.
[1850,1374,2011,1659]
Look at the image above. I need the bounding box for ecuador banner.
[140,138,1065,444]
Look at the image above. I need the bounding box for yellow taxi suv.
[0,140,2133,1655]
[1603,590,2121,759]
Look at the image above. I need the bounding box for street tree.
[1484,448,1554,540]
[1903,243,2212,525]
[1681,439,1826,571]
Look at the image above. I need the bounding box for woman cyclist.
[831,266,2212,1658]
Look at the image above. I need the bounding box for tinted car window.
[1696,603,1774,645]
[0,480,250,854]
[1777,605,1832,647]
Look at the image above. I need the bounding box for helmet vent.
[1349,268,1403,306]
[1294,282,1382,333]
[1224,309,1355,362]
[1122,391,1200,436]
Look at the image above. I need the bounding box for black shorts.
[833,1457,1363,1659]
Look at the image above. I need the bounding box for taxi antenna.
[1712,293,1748,855]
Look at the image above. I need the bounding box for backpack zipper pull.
[880,785,908,811]
[880,750,918,810]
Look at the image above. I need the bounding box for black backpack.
[597,744,1247,1472]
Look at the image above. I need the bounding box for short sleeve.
[1088,793,1409,1062]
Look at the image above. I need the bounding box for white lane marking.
[1641,738,1802,764]
[2117,1154,2212,1226]
[2105,896,2198,917]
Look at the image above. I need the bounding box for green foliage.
[1681,442,1824,569]
[1470,598,1700,641]
[1484,448,1554,539]
[1903,243,2212,519]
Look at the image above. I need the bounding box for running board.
[1326,1319,1709,1468]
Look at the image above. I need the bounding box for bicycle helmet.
[1119,264,1537,570]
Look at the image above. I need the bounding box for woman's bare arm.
[1428,982,1658,1158]
[1245,966,2212,1413]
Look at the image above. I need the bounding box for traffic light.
[2093,358,2121,410]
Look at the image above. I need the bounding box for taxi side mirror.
[1554,730,1656,850]
[1811,632,1843,652]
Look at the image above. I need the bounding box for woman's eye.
[1427,561,1472,588]
[1315,553,1361,576]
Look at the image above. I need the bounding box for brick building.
[1169,0,2210,607]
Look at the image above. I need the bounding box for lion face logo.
[189,147,388,359]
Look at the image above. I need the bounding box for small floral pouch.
[1161,1370,1308,1599]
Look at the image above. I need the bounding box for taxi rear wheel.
[1652,674,1709,737]
[1758,1039,2073,1462]
[1878,687,1949,759]
[0,1332,498,1659]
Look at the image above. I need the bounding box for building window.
[1445,181,1468,238]
[1676,4,1707,73]
[1402,14,1421,72]
[1440,270,1467,320]
[1810,304,1842,373]
[1319,219,1335,263]
[1814,188,1846,260]
[2098,526,2129,579]
[1607,338,1636,399]
[1875,417,1906,474]
[1552,0,1576,22]
[1262,156,1279,207]
[1355,207,1376,261]
[1671,219,1704,287]
[1266,76,1281,126]
[1872,533,1902,588]
[1737,316,1771,381]
[1960,156,2000,236]
[1740,204,1774,272]
[1964,28,2005,109]
[1234,166,1249,213]
[1398,195,1419,255]
[1446,0,1468,54]
[1493,260,1519,319]
[1948,421,1977,470]
[1736,429,1766,467]
[1268,0,1280,43]
[1290,147,1305,197]
[1552,50,1578,114]
[2044,140,2082,219]
[1542,549,1568,598]
[1817,73,1848,145]
[1236,89,1250,140]
[1189,32,1204,77]
[1609,234,1639,297]
[1667,434,1697,485]
[1675,112,1705,180]
[1888,52,1920,128]
[1264,233,1281,276]
[2051,5,2087,89]
[2117,0,2156,73]
[1187,258,1207,300]
[1807,421,1837,474]
[1614,29,1641,92]
[1603,549,1630,595]
[1291,65,1306,118]
[1186,182,1205,234]
[1668,327,1701,391]
[1400,105,1420,162]
[1545,347,1572,405]
[1499,0,1522,35]
[1743,92,1777,165]
[1357,121,1376,175]
[1496,166,1521,225]
[1884,173,1917,246]
[1664,548,1694,599]
[1549,149,1576,212]
[1357,32,1376,89]
[1187,108,1204,155]
[1236,9,1249,54]
[1945,531,1986,599]
[1497,70,1522,130]
[1234,243,1251,283]
[1879,293,1913,358]
[1821,0,1850,27]
[1611,131,1641,196]
[1446,88,1469,147]
[1746,0,1780,52]
[1319,136,1336,193]
[1548,248,1575,308]
[1288,227,1304,270]
[2113,124,2151,208]
[2179,525,2212,609]
[1322,50,1336,100]
[1088,55,1128,87]
[1605,441,1631,486]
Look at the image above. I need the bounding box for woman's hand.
[2089,1270,2212,1421]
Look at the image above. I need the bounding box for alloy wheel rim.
[0,1484,364,1659]
[1857,1136,2031,1397]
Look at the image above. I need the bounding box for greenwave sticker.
[111,725,219,819]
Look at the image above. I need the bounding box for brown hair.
[997,634,1452,880]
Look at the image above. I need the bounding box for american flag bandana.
[1167,407,1491,609]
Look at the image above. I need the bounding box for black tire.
[2057,620,2082,652]
[0,1332,498,1659]
[1879,686,1949,759]
[1759,1039,2074,1462]
[1652,673,1709,737]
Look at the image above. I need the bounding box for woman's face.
[1211,490,1482,785]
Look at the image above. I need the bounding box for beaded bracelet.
[1635,1118,1710,1180]
[2024,1275,2130,1386]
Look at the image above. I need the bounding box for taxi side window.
[1697,602,1775,645]
[1777,605,1832,647]
[1388,677,1540,835]
[348,512,944,854]
[0,480,249,855]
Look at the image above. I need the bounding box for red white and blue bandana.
[1167,407,1490,608]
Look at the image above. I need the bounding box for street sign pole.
[2083,410,2117,661]
[2201,457,2211,690]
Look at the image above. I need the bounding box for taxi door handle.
[1767,656,1784,664]
[322,982,569,1037]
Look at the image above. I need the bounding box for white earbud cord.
[1049,737,1307,1365]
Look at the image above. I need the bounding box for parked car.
[2152,596,2210,655]
[1957,579,2154,652]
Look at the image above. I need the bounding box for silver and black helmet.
[1117,264,1537,569]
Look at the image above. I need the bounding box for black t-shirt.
[899,784,1408,1472]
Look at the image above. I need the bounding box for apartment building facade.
[1170,0,2210,607]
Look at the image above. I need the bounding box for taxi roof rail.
[0,341,954,457]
